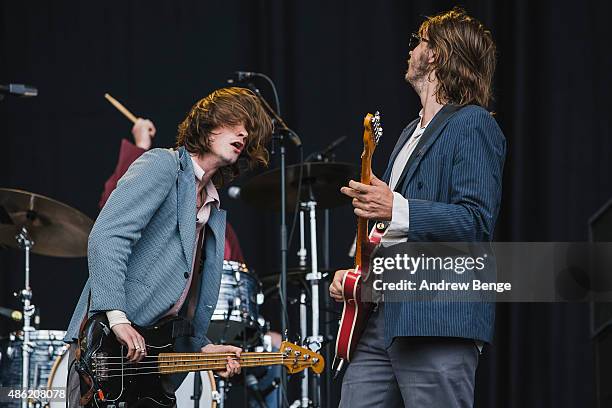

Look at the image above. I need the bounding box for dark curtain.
[1,1,610,407]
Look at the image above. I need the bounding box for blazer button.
[417,181,423,190]
[184,272,189,279]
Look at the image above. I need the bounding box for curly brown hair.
[419,7,496,108]
[176,87,273,186]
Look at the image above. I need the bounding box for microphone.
[0,84,38,97]
[227,186,241,199]
[245,374,268,408]
[320,135,347,157]
[306,135,347,161]
[285,130,302,148]
[227,71,257,84]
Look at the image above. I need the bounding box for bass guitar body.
[78,314,180,407]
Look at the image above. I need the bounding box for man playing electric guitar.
[329,8,506,407]
[64,87,272,406]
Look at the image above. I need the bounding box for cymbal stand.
[297,290,308,408]
[217,378,227,408]
[302,198,323,408]
[15,226,36,408]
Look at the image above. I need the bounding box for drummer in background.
[101,116,282,408]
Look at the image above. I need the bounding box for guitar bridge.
[93,352,110,381]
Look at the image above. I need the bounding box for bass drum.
[47,350,218,408]
[46,348,70,408]
[175,371,218,408]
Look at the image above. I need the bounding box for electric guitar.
[76,313,324,407]
[333,112,382,375]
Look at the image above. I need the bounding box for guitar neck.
[157,352,286,375]
[355,147,373,268]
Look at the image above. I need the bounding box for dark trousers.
[339,305,480,408]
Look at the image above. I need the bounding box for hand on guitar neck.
[340,174,394,221]
[201,343,242,378]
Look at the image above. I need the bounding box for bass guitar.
[76,313,324,407]
[333,111,382,375]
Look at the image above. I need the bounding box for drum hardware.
[15,225,36,408]
[0,188,93,258]
[1,330,69,408]
[298,290,308,408]
[0,188,92,408]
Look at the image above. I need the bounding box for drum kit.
[0,157,357,407]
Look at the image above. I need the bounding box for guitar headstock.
[279,341,325,375]
[362,111,382,153]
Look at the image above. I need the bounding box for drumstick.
[104,93,138,123]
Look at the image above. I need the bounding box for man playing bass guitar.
[64,87,272,406]
[329,8,506,407]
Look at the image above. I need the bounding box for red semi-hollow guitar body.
[334,112,382,372]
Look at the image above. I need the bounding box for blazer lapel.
[393,104,462,192]
[205,206,226,263]
[382,118,420,183]
[176,147,197,266]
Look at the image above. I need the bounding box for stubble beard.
[405,53,431,96]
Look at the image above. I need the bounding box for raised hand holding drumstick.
[104,93,156,150]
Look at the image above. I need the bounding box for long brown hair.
[176,87,272,186]
[420,7,496,108]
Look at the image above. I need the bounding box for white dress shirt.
[383,110,430,244]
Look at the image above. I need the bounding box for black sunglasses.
[408,33,428,50]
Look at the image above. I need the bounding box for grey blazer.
[64,146,225,353]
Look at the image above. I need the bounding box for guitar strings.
[97,359,314,379]
[100,364,313,379]
[99,358,289,373]
[97,356,291,370]
[97,352,285,360]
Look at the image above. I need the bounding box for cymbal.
[240,162,358,211]
[0,188,93,257]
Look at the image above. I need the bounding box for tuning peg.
[283,329,289,342]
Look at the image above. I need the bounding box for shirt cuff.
[385,192,410,238]
[106,310,131,329]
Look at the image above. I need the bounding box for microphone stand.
[231,72,305,407]
[244,81,294,408]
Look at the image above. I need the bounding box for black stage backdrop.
[1,1,611,407]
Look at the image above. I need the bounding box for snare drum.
[207,261,265,346]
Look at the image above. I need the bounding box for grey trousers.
[339,305,480,408]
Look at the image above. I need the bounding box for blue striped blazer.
[380,104,506,345]
[64,146,225,353]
